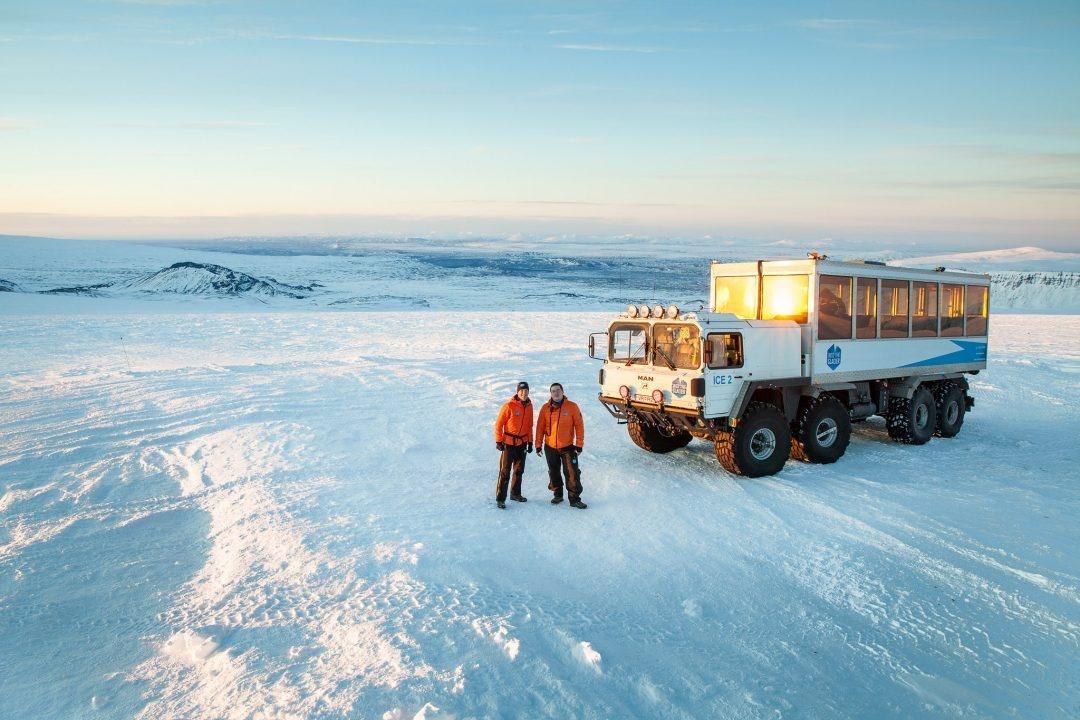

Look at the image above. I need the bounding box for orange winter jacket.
[495,396,534,446]
[535,398,584,450]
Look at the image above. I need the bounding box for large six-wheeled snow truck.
[590,256,990,477]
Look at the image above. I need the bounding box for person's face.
[550,386,564,402]
[516,387,529,401]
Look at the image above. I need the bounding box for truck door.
[704,331,745,418]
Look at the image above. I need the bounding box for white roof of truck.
[710,258,991,285]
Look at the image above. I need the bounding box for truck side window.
[818,275,852,340]
[965,286,988,336]
[912,281,938,337]
[713,276,758,319]
[609,324,648,362]
[856,277,878,339]
[881,279,909,337]
[707,333,743,369]
[941,284,964,337]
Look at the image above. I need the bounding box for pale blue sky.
[1,1,1078,248]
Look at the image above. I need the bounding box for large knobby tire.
[627,416,692,453]
[886,385,937,445]
[933,382,966,438]
[791,395,851,464]
[715,402,791,477]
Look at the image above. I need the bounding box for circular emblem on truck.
[671,378,687,398]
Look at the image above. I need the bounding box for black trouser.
[545,445,582,502]
[496,443,527,502]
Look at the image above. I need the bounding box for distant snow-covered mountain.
[116,262,316,298]
[988,271,1080,313]
[895,246,1080,272]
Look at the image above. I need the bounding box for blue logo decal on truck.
[826,344,842,370]
[671,378,687,397]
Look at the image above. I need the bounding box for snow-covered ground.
[1,305,1078,719]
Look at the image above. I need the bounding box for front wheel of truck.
[715,402,791,477]
[627,417,692,453]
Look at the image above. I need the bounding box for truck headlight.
[652,304,664,318]
[619,385,630,399]
[637,304,650,318]
[651,389,664,403]
[665,304,679,319]
[626,304,639,318]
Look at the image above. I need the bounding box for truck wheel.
[886,386,937,445]
[791,395,851,463]
[715,402,791,477]
[933,382,966,438]
[627,417,691,453]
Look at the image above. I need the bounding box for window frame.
[964,284,989,337]
[706,332,744,369]
[855,276,879,340]
[880,278,911,339]
[652,322,703,370]
[817,274,854,341]
[608,322,650,363]
[712,274,759,320]
[911,281,939,338]
[940,283,965,337]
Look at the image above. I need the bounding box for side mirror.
[588,332,607,360]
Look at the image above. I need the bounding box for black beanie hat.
[517,381,530,391]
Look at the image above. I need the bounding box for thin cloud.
[796,19,878,31]
[263,33,484,48]
[0,118,37,131]
[554,43,663,54]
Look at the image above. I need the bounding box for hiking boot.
[496,500,506,509]
[550,496,563,505]
[569,500,588,509]
[510,495,527,503]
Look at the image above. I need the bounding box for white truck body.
[593,257,991,476]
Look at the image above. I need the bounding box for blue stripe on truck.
[901,339,987,368]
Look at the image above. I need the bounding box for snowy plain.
[1,237,1079,720]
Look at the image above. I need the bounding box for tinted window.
[912,281,938,337]
[941,284,964,337]
[707,333,743,369]
[966,285,988,336]
[761,274,809,323]
[818,275,852,340]
[609,323,648,363]
[653,324,701,369]
[713,275,758,319]
[881,279,909,338]
[856,277,878,339]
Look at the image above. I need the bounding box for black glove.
[496,441,505,451]
[526,442,533,454]
[536,444,543,456]
[572,445,582,454]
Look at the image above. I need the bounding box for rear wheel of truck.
[791,395,851,463]
[627,417,692,453]
[715,402,791,477]
[886,385,937,445]
[933,382,966,438]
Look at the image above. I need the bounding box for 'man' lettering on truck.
[588,256,989,477]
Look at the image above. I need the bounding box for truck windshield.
[609,323,648,363]
[653,324,701,369]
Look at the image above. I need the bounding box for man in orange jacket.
[534,382,587,509]
[494,381,534,509]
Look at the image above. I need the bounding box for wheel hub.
[945,401,959,425]
[814,417,838,447]
[749,428,776,460]
[914,403,929,430]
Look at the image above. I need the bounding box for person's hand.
[572,445,582,454]
[526,442,533,454]
[536,444,543,456]
[496,441,505,451]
